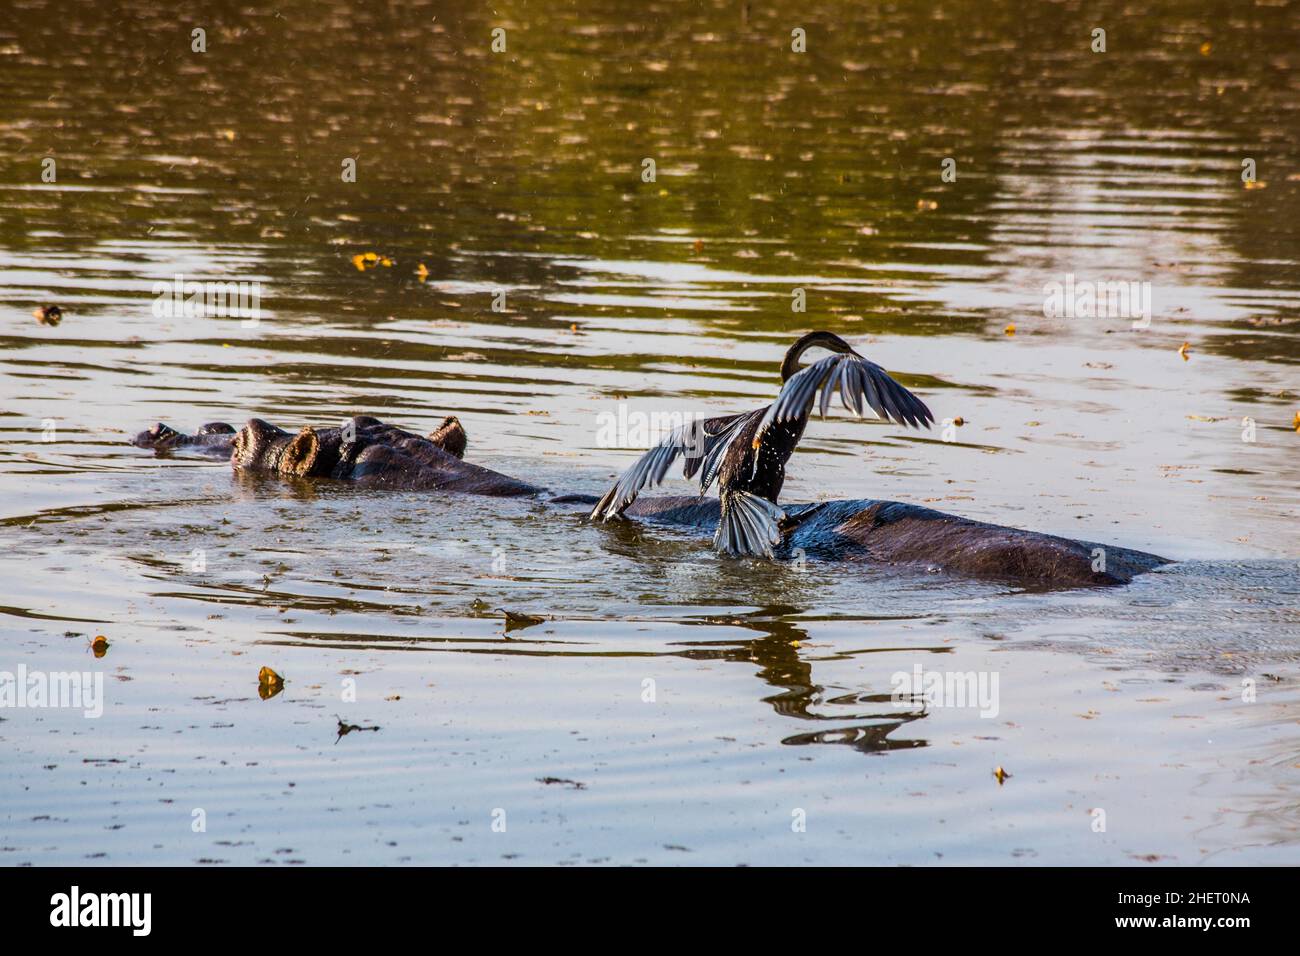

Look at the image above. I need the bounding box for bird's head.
[780,330,856,381]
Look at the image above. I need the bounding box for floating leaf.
[258,666,285,700]
[33,305,63,326]
[497,608,546,633]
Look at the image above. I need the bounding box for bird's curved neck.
[780,331,854,381]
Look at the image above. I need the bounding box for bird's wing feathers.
[762,352,933,433]
[589,412,749,521]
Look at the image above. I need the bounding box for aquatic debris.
[351,251,389,272]
[993,766,1011,785]
[952,416,966,427]
[1004,323,1016,336]
[537,776,587,790]
[497,608,547,633]
[416,262,429,282]
[88,635,110,658]
[258,666,285,700]
[33,305,63,326]
[335,715,380,743]
[1178,342,1192,361]
[1292,411,1299,432]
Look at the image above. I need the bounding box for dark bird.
[589,331,933,558]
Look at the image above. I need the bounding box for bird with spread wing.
[589,331,934,557]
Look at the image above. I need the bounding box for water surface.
[1,0,1297,865]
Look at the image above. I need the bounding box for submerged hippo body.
[130,414,1168,586]
[619,496,1167,586]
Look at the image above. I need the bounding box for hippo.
[131,421,239,456]
[130,415,1168,587]
[136,415,538,496]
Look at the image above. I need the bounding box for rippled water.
[1,0,1297,865]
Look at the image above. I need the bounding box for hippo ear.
[282,427,322,476]
[429,416,467,459]
[197,422,236,436]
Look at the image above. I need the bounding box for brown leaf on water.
[257,667,285,700]
[352,251,381,272]
[497,608,546,633]
[33,305,63,326]
[692,239,704,255]
[89,635,110,658]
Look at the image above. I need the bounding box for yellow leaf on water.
[1178,342,1192,360]
[1004,323,1016,336]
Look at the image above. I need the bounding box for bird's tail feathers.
[714,490,786,558]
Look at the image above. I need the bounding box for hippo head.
[195,422,236,437]
[231,419,297,472]
[131,422,185,450]
[232,418,348,477]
